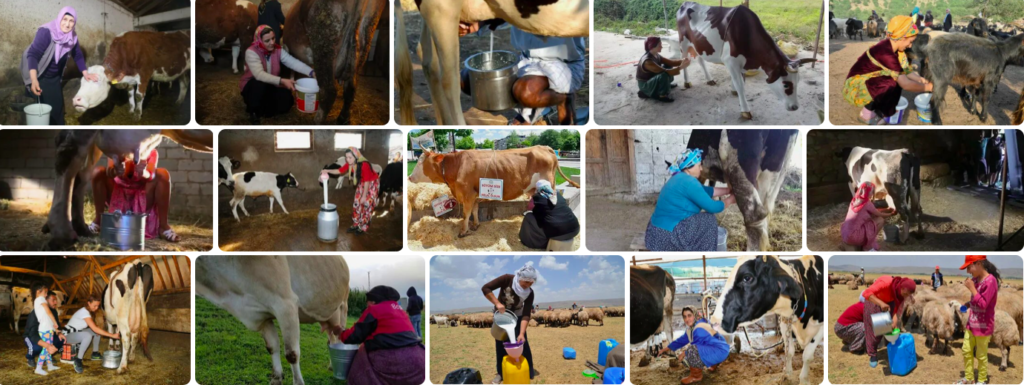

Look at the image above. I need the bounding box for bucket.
[100,211,147,251]
[597,338,619,366]
[464,51,518,111]
[870,311,894,337]
[915,93,932,123]
[882,223,903,243]
[328,343,359,380]
[317,203,339,242]
[716,226,728,251]
[503,340,525,360]
[295,78,319,113]
[887,97,908,124]
[491,310,518,341]
[102,350,122,369]
[24,103,52,125]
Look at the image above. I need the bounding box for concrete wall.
[632,129,694,200]
[0,0,135,88]
[218,129,401,212]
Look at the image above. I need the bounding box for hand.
[459,22,480,37]
[84,72,99,82]
[680,58,691,67]
[47,345,58,355]
[495,304,506,314]
[280,78,296,91]
[924,82,934,92]
[319,170,330,182]
[878,302,891,313]
[112,333,121,340]
[135,159,148,179]
[723,195,737,207]
[31,79,42,96]
[59,333,66,342]
[964,277,976,293]
[517,334,525,343]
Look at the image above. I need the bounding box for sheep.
[578,308,590,326]
[904,289,944,331]
[863,277,874,285]
[529,319,538,327]
[847,280,859,290]
[588,308,605,326]
[922,300,960,355]
[937,284,972,304]
[997,288,1024,345]
[434,315,449,328]
[229,171,299,221]
[843,274,856,283]
[991,310,1022,371]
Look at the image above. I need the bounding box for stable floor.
[218,199,403,251]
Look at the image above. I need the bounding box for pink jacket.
[967,274,998,337]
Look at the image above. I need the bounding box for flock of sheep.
[432,306,626,329]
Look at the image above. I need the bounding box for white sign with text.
[480,178,504,200]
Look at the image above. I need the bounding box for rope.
[595,60,638,69]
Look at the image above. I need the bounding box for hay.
[409,215,580,251]
[407,183,530,211]
[218,206,403,251]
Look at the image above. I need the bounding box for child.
[956,255,1001,385]
[32,283,62,375]
[841,182,894,251]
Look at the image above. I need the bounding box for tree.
[525,133,541,147]
[507,130,522,149]
[456,136,476,150]
[560,131,581,152]
[481,139,495,149]
[416,129,474,152]
[536,129,564,149]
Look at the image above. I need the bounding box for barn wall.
[147,292,190,333]
[218,129,400,212]
[0,0,135,88]
[631,129,694,200]
[152,139,215,218]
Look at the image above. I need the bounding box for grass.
[408,161,579,186]
[830,0,1024,24]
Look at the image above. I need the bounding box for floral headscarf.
[887,15,919,40]
[535,180,556,205]
[850,181,874,213]
[343,147,369,186]
[250,25,281,57]
[670,149,703,176]
[42,6,79,64]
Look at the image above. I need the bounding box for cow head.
[769,58,816,112]
[409,152,445,183]
[73,65,115,112]
[711,256,802,333]
[219,156,241,171]
[276,173,299,189]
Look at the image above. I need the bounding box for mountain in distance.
[831,264,1023,279]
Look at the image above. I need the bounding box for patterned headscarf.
[343,147,369,186]
[670,149,703,176]
[887,15,919,40]
[535,180,556,205]
[250,25,281,57]
[42,6,79,64]
[850,182,874,213]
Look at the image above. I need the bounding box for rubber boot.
[681,367,703,384]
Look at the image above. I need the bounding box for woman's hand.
[111,333,121,340]
[878,301,890,313]
[280,78,296,91]
[135,159,149,179]
[495,303,506,314]
[517,334,525,343]
[83,71,99,82]
[459,22,480,37]
[47,345,58,355]
[722,195,737,207]
[31,79,42,96]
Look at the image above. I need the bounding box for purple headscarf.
[42,6,79,64]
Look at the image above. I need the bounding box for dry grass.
[630,346,823,385]
[408,216,580,251]
[218,206,403,251]
[429,317,624,384]
[408,183,529,211]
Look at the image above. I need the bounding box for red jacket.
[337,161,379,183]
[340,301,420,351]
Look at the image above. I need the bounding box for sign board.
[411,130,435,150]
[432,194,457,216]
[480,178,504,200]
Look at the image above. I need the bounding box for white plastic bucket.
[24,103,52,125]
[887,97,908,125]
[716,226,728,251]
[295,78,319,113]
[915,93,932,123]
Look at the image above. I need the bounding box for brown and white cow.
[840,146,923,243]
[10,287,66,334]
[196,256,350,385]
[629,265,675,366]
[408,145,580,237]
[197,0,258,73]
[282,0,386,124]
[72,30,191,121]
[677,2,815,120]
[711,255,824,385]
[103,260,154,374]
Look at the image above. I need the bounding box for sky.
[346,255,425,296]
[829,255,1023,270]
[430,255,625,311]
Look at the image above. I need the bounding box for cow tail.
[141,325,153,360]
[911,154,921,191]
[555,163,580,188]
[396,1,417,125]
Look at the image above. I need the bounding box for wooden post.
[149,256,166,290]
[162,256,174,288]
[998,150,1009,249]
[812,0,824,68]
[172,256,185,290]
[702,256,707,291]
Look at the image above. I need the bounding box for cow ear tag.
[111,79,118,84]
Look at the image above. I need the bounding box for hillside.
[829,0,1024,24]
[434,298,625,314]
[831,264,1024,279]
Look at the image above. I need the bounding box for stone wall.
[631,129,693,200]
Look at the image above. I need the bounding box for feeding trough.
[464,50,518,111]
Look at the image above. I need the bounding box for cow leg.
[458,198,474,237]
[421,0,467,125]
[239,197,250,216]
[696,57,714,85]
[780,320,795,382]
[231,40,241,74]
[116,329,131,374]
[931,80,949,125]
[798,328,823,385]
[418,24,450,125]
[272,190,289,214]
[723,59,752,120]
[269,196,274,213]
[336,80,356,125]
[278,311,305,385]
[176,73,189,105]
[471,199,481,231]
[70,163,92,237]
[46,132,95,250]
[259,320,285,385]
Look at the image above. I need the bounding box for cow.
[376,161,404,212]
[219,156,242,191]
[72,31,191,121]
[103,261,154,374]
[839,146,922,244]
[676,2,815,121]
[10,287,66,333]
[281,0,386,125]
[43,130,213,250]
[197,0,258,73]
[684,129,799,251]
[711,255,824,385]
[408,146,580,237]
[396,0,589,125]
[630,265,675,366]
[829,20,839,39]
[320,160,383,190]
[845,18,864,40]
[196,255,350,385]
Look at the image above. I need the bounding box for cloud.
[539,255,568,270]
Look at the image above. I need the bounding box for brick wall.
[150,139,213,217]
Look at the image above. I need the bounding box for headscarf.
[670,148,703,176]
[42,6,79,64]
[250,24,281,58]
[535,180,556,205]
[343,147,369,186]
[889,276,917,315]
[911,6,920,16]
[512,264,538,300]
[367,285,401,303]
[850,182,874,213]
[887,15,920,39]
[644,37,662,53]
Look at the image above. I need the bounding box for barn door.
[585,130,634,193]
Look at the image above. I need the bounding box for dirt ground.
[827,38,1024,126]
[218,203,403,251]
[592,31,825,126]
[0,199,213,252]
[395,12,590,125]
[807,186,1024,251]
[0,329,191,385]
[630,343,824,385]
[1,77,190,125]
[827,281,1024,384]
[429,316,624,384]
[408,216,581,252]
[194,49,388,125]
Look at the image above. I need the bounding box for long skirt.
[834,321,866,353]
[109,175,160,239]
[519,213,548,249]
[352,180,380,231]
[862,300,888,358]
[346,344,425,385]
[683,344,705,369]
[645,212,718,251]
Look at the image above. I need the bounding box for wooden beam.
[153,287,192,295]
[0,266,64,279]
[172,256,185,289]
[162,256,174,289]
[100,255,146,270]
[149,256,166,290]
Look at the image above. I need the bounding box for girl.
[239,25,315,124]
[645,149,735,251]
[62,295,120,373]
[322,147,380,234]
[32,283,62,375]
[338,286,425,385]
[956,255,1001,385]
[843,16,932,124]
[656,307,731,384]
[841,182,894,251]
[22,7,98,125]
[89,148,178,242]
[860,275,916,368]
[482,265,538,384]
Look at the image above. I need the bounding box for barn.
[0,0,191,125]
[806,129,1024,251]
[0,255,191,385]
[218,129,403,251]
[0,129,214,251]
[585,129,804,252]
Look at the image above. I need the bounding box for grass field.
[408,162,580,186]
[830,0,1024,24]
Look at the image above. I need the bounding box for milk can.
[318,203,339,242]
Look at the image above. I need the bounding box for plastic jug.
[501,356,530,384]
[597,338,619,366]
[563,347,576,359]
[887,333,917,376]
[603,367,625,384]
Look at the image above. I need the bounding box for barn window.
[389,133,403,150]
[275,130,313,151]
[334,132,364,150]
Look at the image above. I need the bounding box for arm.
[642,60,665,74]
[244,49,282,86]
[340,312,378,345]
[135,149,158,180]
[280,50,315,78]
[664,330,692,352]
[897,74,932,93]
[482,275,512,314]
[84,316,119,339]
[74,43,92,81]
[863,202,891,217]
[27,29,50,95]
[689,180,726,213]
[712,187,731,197]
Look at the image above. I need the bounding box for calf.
[219,156,241,191]
[320,160,383,189]
[376,162,403,211]
[846,18,864,40]
[103,261,154,374]
[229,171,299,220]
[840,146,922,243]
[10,288,65,334]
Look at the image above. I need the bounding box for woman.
[257,0,286,44]
[32,283,62,376]
[320,147,380,234]
[843,16,933,124]
[482,265,538,384]
[22,7,98,125]
[956,255,1001,385]
[61,295,120,374]
[834,301,867,354]
[338,286,425,385]
[89,148,179,242]
[239,25,315,124]
[636,37,691,103]
[841,182,893,251]
[656,307,730,384]
[860,275,916,368]
[519,180,580,249]
[645,149,735,251]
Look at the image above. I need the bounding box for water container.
[887,333,917,376]
[716,226,728,251]
[328,343,359,380]
[603,367,625,384]
[24,103,52,125]
[501,356,530,384]
[563,347,576,359]
[915,93,932,123]
[597,338,619,366]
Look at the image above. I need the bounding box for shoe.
[869,356,878,368]
[954,378,974,384]
[35,367,48,376]
[680,367,703,384]
[346,226,358,233]
[47,363,60,371]
[491,374,502,384]
[249,112,261,125]
[74,358,84,374]
[654,95,675,103]
[637,91,649,99]
[27,356,35,368]
[91,352,102,361]
[353,229,365,235]
[670,82,679,88]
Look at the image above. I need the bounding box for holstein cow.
[10,287,66,333]
[44,130,213,250]
[684,129,799,251]
[72,31,191,120]
[676,2,815,120]
[196,255,350,385]
[281,0,386,124]
[103,261,154,374]
[219,156,242,191]
[408,146,580,237]
[396,0,589,125]
[629,265,675,367]
[840,146,922,244]
[196,0,258,73]
[711,255,824,385]
[376,161,404,212]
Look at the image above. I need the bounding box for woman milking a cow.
[20,7,99,125]
[842,15,934,124]
[88,148,180,242]
[841,182,895,251]
[518,180,580,250]
[645,149,736,251]
[635,37,693,103]
[240,25,316,124]
[319,147,380,234]
[654,307,731,384]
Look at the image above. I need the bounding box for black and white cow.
[319,159,384,190]
[711,255,824,385]
[229,171,299,221]
[630,265,676,365]
[840,146,923,243]
[376,162,403,211]
[219,156,241,191]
